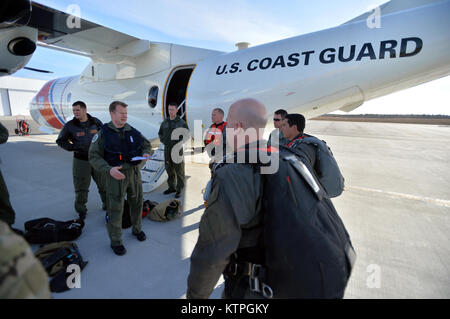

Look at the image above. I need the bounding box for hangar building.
[0,76,46,116]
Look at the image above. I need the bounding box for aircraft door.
[141,65,194,194]
[163,65,195,123]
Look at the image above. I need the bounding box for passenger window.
[148,86,158,108]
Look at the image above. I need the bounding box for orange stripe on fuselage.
[35,80,64,129]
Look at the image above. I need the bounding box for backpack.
[24,218,84,244]
[293,134,345,198]
[256,146,355,298]
[120,199,159,228]
[35,241,88,293]
[147,199,182,222]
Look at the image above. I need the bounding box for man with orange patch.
[204,108,227,154]
[204,108,227,171]
[56,101,106,220]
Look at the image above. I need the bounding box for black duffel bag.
[24,218,84,244]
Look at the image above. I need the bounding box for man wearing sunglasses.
[268,109,288,147]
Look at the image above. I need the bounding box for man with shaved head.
[187,98,270,299]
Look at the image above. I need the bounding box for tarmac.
[1,119,449,299]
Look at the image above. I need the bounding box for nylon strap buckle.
[229,263,238,276]
[248,264,273,299]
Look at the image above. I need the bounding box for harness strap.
[225,261,274,299]
[286,134,306,148]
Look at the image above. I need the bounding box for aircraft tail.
[342,0,447,25]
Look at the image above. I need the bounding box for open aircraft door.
[140,65,195,193]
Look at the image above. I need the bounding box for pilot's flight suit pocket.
[106,176,124,213]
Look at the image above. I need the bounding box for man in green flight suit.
[158,102,189,198]
[89,101,153,256]
[0,121,16,226]
[187,98,269,299]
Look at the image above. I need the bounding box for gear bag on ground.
[24,218,84,244]
[147,199,182,222]
[120,199,159,228]
[34,241,88,293]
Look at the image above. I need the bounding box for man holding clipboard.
[89,101,153,256]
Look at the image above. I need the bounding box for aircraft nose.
[29,79,65,131]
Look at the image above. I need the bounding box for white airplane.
[1,0,450,190]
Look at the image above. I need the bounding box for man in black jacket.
[56,101,106,220]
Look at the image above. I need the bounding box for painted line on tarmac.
[346,186,450,208]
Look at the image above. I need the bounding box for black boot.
[163,188,176,195]
[111,244,127,256]
[133,231,146,242]
[175,189,183,198]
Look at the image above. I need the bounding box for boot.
[111,244,127,256]
[133,231,146,242]
[163,188,176,195]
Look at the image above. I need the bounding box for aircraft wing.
[1,0,221,75]
[22,2,150,63]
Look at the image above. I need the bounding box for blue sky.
[12,0,450,115]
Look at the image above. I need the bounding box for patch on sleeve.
[92,133,99,143]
